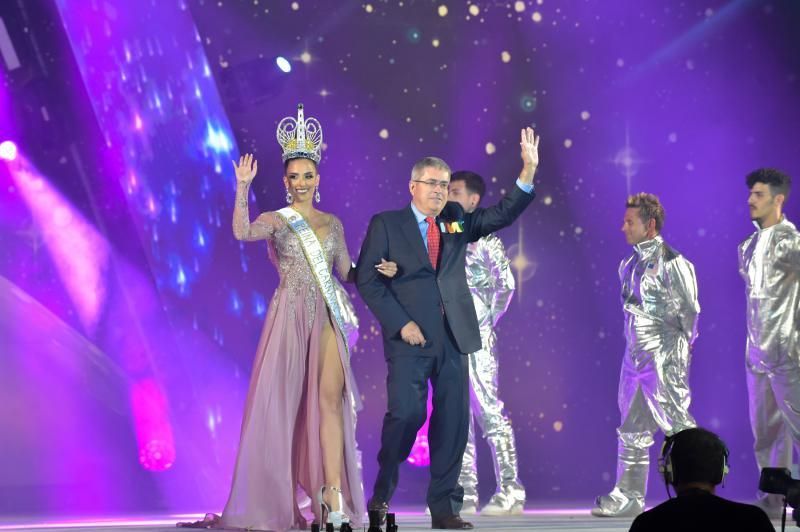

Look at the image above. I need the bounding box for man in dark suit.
[356,128,540,529]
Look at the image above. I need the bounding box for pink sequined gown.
[219,189,365,531]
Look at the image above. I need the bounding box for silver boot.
[480,421,526,515]
[457,416,479,514]
[591,433,649,517]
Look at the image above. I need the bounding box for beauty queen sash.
[276,207,350,357]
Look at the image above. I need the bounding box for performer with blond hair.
[592,193,700,518]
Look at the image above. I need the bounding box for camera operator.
[629,428,774,531]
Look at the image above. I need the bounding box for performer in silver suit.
[447,170,526,516]
[592,193,700,518]
[738,168,800,515]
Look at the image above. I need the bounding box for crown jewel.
[276,103,323,164]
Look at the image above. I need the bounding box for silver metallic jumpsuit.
[739,217,800,477]
[593,235,699,517]
[457,234,526,513]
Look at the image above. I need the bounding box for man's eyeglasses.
[412,179,450,190]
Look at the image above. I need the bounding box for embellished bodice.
[232,182,352,327]
[265,213,352,296]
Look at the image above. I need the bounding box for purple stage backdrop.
[0,0,799,518]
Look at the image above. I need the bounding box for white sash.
[276,207,350,357]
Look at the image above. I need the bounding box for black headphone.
[658,430,730,487]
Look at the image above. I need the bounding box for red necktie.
[425,216,440,270]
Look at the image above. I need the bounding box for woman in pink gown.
[222,153,362,531]
[183,107,394,531]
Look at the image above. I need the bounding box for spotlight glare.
[276,56,292,73]
[0,140,18,161]
[204,122,232,153]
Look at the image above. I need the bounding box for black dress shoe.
[367,498,388,526]
[431,515,474,529]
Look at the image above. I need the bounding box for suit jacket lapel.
[401,206,434,271]
[439,233,455,272]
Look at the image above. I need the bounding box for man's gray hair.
[411,156,451,181]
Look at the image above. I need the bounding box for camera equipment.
[759,467,795,531]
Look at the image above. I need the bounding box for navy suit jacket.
[356,185,535,358]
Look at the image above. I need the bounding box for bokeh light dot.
[501,51,511,63]
[564,138,573,148]
[532,11,542,22]
[485,142,496,155]
[438,4,448,17]
[520,94,537,112]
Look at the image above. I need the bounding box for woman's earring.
[314,185,321,203]
[285,189,292,204]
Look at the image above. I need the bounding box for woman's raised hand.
[233,153,258,185]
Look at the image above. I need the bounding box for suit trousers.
[371,322,470,518]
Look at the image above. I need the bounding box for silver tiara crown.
[276,103,323,164]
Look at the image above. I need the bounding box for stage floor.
[0,508,763,532]
[0,508,789,532]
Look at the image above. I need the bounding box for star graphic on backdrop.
[509,222,536,301]
[612,125,645,195]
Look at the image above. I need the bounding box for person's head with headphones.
[660,427,730,495]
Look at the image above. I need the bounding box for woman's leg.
[318,320,346,512]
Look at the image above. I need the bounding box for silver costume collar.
[633,234,663,255]
[752,215,795,232]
